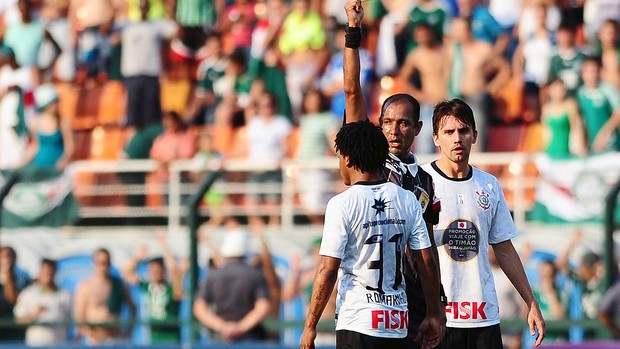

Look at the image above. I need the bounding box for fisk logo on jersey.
[445,301,487,320]
[370,310,408,329]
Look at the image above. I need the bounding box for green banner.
[0,168,79,228]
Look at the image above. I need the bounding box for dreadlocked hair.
[335,121,389,174]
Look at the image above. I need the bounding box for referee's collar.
[389,152,418,176]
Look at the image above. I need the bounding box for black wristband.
[345,23,362,49]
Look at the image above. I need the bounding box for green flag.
[1,168,80,228]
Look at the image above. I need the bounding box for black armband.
[345,23,362,49]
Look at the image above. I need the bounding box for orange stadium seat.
[73,86,104,130]
[97,81,126,126]
[90,126,127,160]
[288,126,300,159]
[520,122,544,152]
[161,78,192,115]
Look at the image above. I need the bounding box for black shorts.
[336,330,406,349]
[439,324,503,349]
[123,75,162,128]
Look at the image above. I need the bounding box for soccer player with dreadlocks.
[300,121,441,349]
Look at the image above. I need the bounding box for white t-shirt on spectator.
[14,285,71,346]
[320,181,430,338]
[121,19,177,77]
[422,162,518,329]
[246,115,292,167]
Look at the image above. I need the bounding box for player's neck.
[349,170,386,185]
[435,157,471,179]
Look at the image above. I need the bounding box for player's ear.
[414,121,423,136]
[433,132,440,147]
[472,129,478,144]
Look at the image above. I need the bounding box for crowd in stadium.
[0,0,619,347]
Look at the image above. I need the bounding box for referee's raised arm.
[343,0,368,124]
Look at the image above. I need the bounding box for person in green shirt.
[122,235,184,344]
[548,23,586,97]
[576,57,620,153]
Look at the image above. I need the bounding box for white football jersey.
[422,162,518,328]
[319,181,431,338]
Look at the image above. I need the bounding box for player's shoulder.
[471,166,500,185]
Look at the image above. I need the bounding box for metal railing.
[67,152,540,232]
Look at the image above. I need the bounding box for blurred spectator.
[122,236,184,344]
[541,79,587,159]
[244,92,292,229]
[248,0,288,72]
[549,23,586,97]
[170,0,225,78]
[583,0,620,43]
[399,22,447,154]
[14,259,71,346]
[211,49,253,128]
[250,45,293,121]
[38,0,75,82]
[576,56,620,152]
[594,19,620,91]
[0,47,31,169]
[598,262,620,339]
[4,0,60,75]
[218,0,256,56]
[119,121,163,208]
[396,0,449,68]
[150,111,196,193]
[375,0,415,77]
[518,0,561,42]
[121,0,177,129]
[556,231,605,320]
[185,32,228,125]
[281,237,336,345]
[447,16,510,151]
[489,246,522,349]
[533,260,565,321]
[0,246,31,342]
[295,89,338,226]
[320,25,373,120]
[0,0,20,30]
[248,227,282,340]
[278,0,328,118]
[127,0,167,22]
[69,0,117,80]
[192,131,231,230]
[74,248,136,345]
[193,231,270,343]
[25,83,74,170]
[513,4,554,122]
[489,0,523,53]
[456,0,509,57]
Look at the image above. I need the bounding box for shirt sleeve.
[253,272,270,301]
[319,196,348,259]
[196,277,211,302]
[598,283,620,315]
[12,287,33,318]
[408,193,432,250]
[488,178,518,244]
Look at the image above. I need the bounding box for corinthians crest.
[476,190,491,210]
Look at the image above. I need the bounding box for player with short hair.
[300,121,441,349]
[422,98,546,348]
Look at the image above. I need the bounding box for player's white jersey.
[319,181,431,338]
[422,162,518,328]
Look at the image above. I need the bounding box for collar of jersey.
[389,152,418,176]
[431,161,473,182]
[353,179,388,186]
